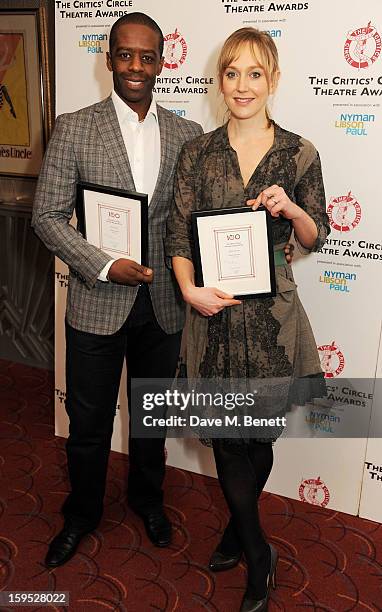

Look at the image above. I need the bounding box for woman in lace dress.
[166,27,330,612]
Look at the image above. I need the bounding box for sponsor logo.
[164,29,187,70]
[327,191,362,232]
[220,1,308,15]
[55,271,69,288]
[328,384,373,408]
[319,270,356,293]
[318,238,382,260]
[78,33,107,54]
[55,388,66,405]
[154,75,213,95]
[365,461,382,482]
[56,387,120,413]
[344,22,381,69]
[305,410,340,433]
[57,1,134,20]
[334,112,375,136]
[299,476,330,507]
[265,29,282,38]
[308,74,381,97]
[318,342,345,378]
[168,108,186,117]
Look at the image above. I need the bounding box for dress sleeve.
[294,151,331,253]
[165,141,198,262]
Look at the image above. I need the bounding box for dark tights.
[212,440,274,597]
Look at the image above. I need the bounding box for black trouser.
[62,287,182,529]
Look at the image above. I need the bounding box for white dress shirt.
[99,91,161,281]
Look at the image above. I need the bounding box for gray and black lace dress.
[166,122,330,443]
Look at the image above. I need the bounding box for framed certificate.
[76,182,148,266]
[191,207,276,299]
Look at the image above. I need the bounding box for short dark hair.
[109,12,164,57]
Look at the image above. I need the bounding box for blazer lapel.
[94,96,135,189]
[149,106,179,217]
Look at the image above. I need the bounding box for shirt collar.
[111,90,158,124]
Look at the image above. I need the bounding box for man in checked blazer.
[32,12,202,567]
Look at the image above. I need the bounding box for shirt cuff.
[98,259,115,282]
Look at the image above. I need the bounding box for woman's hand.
[247,185,318,250]
[247,184,303,220]
[171,257,240,317]
[183,286,241,317]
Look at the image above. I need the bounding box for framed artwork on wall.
[0,10,49,177]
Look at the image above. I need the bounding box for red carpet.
[0,359,381,611]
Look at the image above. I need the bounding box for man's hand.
[107,259,153,286]
[284,243,295,264]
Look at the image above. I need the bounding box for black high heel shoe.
[208,548,242,572]
[208,519,242,572]
[239,543,278,612]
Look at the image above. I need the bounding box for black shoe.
[132,508,172,547]
[45,525,92,568]
[239,544,278,612]
[208,549,242,572]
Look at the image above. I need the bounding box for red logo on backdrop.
[344,21,381,68]
[164,29,187,69]
[299,477,330,507]
[327,191,362,232]
[318,342,345,378]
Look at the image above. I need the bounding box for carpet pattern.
[0,359,381,611]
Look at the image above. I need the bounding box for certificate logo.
[327,191,362,232]
[299,476,330,507]
[163,29,188,69]
[318,342,345,378]
[344,22,381,69]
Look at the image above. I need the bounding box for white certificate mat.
[99,205,130,255]
[192,207,275,298]
[214,225,255,281]
[77,183,148,264]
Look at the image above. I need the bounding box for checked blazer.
[32,96,202,335]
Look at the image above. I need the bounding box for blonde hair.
[217,28,280,124]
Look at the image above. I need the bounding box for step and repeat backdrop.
[54,1,382,519]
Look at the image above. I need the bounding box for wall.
[54,1,382,517]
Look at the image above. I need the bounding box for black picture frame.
[76,181,148,267]
[191,206,276,299]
